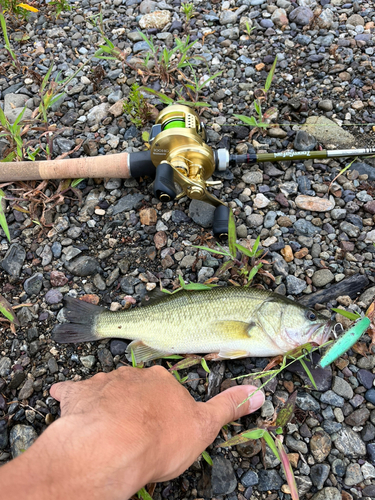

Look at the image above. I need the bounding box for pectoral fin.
[126,340,170,364]
[214,320,257,339]
[217,348,249,360]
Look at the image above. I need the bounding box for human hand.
[1,365,264,500]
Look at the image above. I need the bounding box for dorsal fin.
[141,287,172,307]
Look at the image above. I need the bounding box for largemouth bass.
[53,287,333,363]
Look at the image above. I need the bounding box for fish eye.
[306,310,316,321]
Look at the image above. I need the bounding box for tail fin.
[52,297,104,344]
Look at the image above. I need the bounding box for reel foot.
[213,205,229,240]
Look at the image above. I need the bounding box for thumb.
[205,385,265,427]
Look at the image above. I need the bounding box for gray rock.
[10,425,38,458]
[0,419,8,449]
[189,200,215,228]
[220,10,238,24]
[241,470,258,487]
[320,390,345,407]
[211,456,237,496]
[311,463,330,490]
[242,171,263,184]
[41,245,53,266]
[344,463,363,486]
[24,273,43,296]
[286,275,307,294]
[286,435,308,453]
[258,470,283,491]
[18,378,34,400]
[296,476,313,496]
[64,256,100,277]
[294,219,320,236]
[272,253,289,277]
[359,287,375,308]
[289,6,314,25]
[45,289,63,305]
[311,488,341,500]
[302,116,355,148]
[335,426,367,457]
[318,99,333,112]
[296,392,320,412]
[0,357,11,377]
[112,193,144,215]
[80,355,96,368]
[294,130,317,151]
[340,221,360,237]
[312,269,334,287]
[133,41,150,53]
[1,243,26,277]
[98,348,114,369]
[332,376,353,399]
[220,27,239,39]
[246,214,264,227]
[331,209,346,220]
[198,267,215,283]
[87,103,111,127]
[48,357,58,374]
[264,211,277,228]
[140,0,157,13]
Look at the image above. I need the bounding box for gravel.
[1,0,375,497]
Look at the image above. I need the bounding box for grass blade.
[0,295,20,325]
[263,431,281,461]
[331,308,361,321]
[220,428,265,447]
[299,359,317,390]
[264,56,277,93]
[276,438,299,500]
[0,189,10,242]
[227,209,237,259]
[202,450,213,465]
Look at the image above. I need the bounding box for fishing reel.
[148,105,230,238]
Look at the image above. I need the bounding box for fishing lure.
[318,317,371,369]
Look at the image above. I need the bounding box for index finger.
[50,381,76,402]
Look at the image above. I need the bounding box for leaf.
[215,259,235,277]
[264,56,278,93]
[275,437,299,500]
[0,189,10,242]
[246,262,263,284]
[197,71,223,91]
[331,308,361,321]
[227,209,237,259]
[263,431,281,461]
[137,487,153,500]
[13,106,27,127]
[275,391,297,429]
[183,282,217,291]
[131,348,137,368]
[18,3,39,12]
[233,114,258,127]
[201,358,210,373]
[142,131,150,142]
[220,428,265,448]
[0,152,16,162]
[169,356,202,371]
[193,245,228,256]
[300,359,317,390]
[71,178,85,188]
[161,355,184,360]
[202,450,213,466]
[0,295,20,325]
[254,100,262,118]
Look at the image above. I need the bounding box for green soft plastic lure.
[318,317,371,369]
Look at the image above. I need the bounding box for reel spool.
[149,105,229,238]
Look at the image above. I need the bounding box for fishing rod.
[1,104,375,237]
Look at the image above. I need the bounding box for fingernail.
[246,386,265,411]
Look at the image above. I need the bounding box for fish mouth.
[310,320,334,346]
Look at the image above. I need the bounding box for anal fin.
[126,340,170,364]
[218,348,249,360]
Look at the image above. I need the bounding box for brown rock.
[50,270,68,287]
[18,378,34,400]
[109,99,125,117]
[342,492,353,500]
[81,294,100,305]
[256,63,265,71]
[236,438,262,458]
[287,453,299,468]
[295,195,335,212]
[310,430,331,463]
[340,241,355,253]
[294,247,308,259]
[345,408,370,427]
[161,254,174,269]
[154,231,167,249]
[284,380,294,393]
[281,245,293,263]
[140,208,157,225]
[275,193,289,208]
[277,216,293,227]
[221,379,237,392]
[364,200,375,215]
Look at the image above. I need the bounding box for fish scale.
[53,287,333,363]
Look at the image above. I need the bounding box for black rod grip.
[129,151,156,178]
